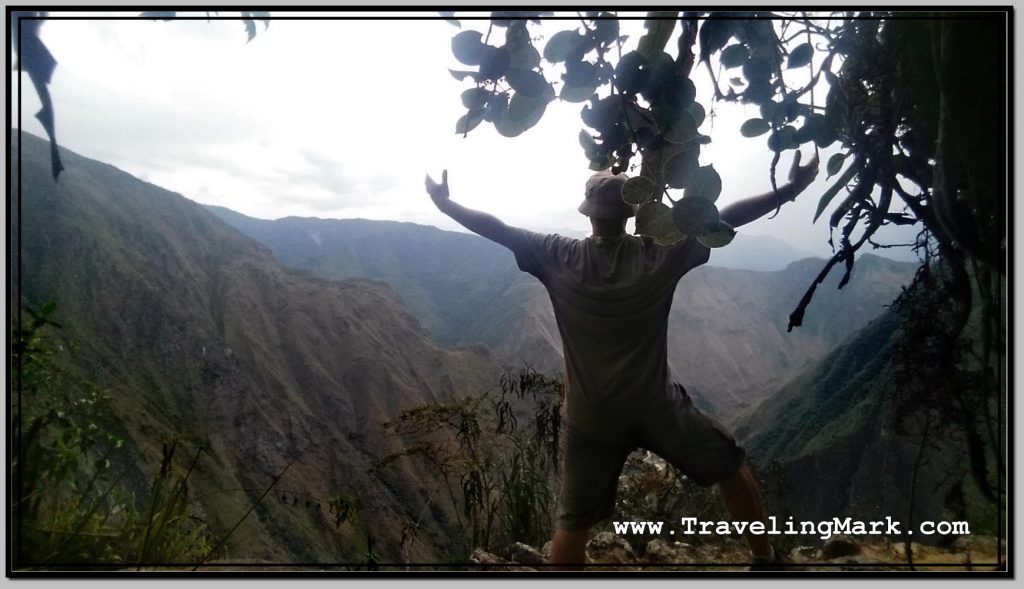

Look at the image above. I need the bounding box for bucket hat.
[578,171,635,219]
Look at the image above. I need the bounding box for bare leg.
[718,463,773,559]
[549,527,590,570]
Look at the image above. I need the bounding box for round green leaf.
[507,92,548,129]
[740,118,770,138]
[640,52,678,103]
[560,83,597,103]
[588,153,614,171]
[698,18,735,61]
[672,196,720,235]
[781,99,802,122]
[580,95,621,133]
[635,201,684,244]
[686,102,706,128]
[452,30,485,65]
[564,60,600,88]
[812,114,839,148]
[793,124,813,145]
[495,115,526,137]
[509,43,541,70]
[579,129,599,154]
[639,52,670,90]
[639,147,665,184]
[602,123,627,148]
[767,126,798,152]
[657,76,697,111]
[759,100,780,124]
[720,44,749,68]
[663,109,700,144]
[826,152,847,178]
[544,29,581,63]
[484,93,508,122]
[697,220,736,248]
[621,176,658,206]
[461,88,490,110]
[743,81,773,105]
[787,42,814,69]
[449,69,483,83]
[455,109,485,134]
[742,56,772,82]
[685,165,722,203]
[594,15,619,45]
[506,68,549,98]
[479,46,511,80]
[663,148,700,189]
[614,50,648,95]
[651,82,697,133]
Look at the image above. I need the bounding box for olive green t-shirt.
[506,230,710,433]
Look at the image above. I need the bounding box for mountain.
[669,254,918,416]
[209,208,918,418]
[205,206,528,348]
[705,232,819,271]
[731,310,992,538]
[12,131,497,562]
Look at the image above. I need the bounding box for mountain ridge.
[209,205,918,417]
[731,311,979,534]
[12,131,498,562]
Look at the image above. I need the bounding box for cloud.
[284,148,399,203]
[12,14,922,263]
[295,149,354,193]
[365,173,399,193]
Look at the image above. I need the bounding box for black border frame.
[6,5,1014,579]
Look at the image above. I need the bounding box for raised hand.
[425,169,450,209]
[788,151,820,194]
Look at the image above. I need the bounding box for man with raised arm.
[425,152,818,569]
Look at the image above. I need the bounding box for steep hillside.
[670,254,916,416]
[732,312,979,534]
[211,208,916,417]
[12,131,497,563]
[206,206,527,347]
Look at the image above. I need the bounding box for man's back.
[509,230,710,432]
[425,156,819,565]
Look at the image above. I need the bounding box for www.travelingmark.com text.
[612,516,970,540]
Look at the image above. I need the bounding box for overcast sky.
[13,10,920,260]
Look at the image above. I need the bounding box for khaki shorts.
[556,383,746,531]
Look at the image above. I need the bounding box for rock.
[821,535,862,560]
[542,540,553,560]
[468,548,534,571]
[469,548,511,565]
[792,545,817,562]
[643,540,684,565]
[959,535,1002,557]
[643,540,708,565]
[507,542,545,566]
[586,532,637,564]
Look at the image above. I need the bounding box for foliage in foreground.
[11,301,213,568]
[376,366,801,561]
[375,367,563,556]
[442,11,1004,330]
[441,8,1006,518]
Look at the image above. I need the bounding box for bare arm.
[425,170,522,249]
[719,151,820,229]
